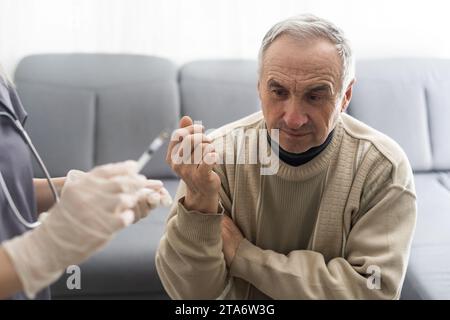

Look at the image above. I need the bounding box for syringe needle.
[136,130,170,173]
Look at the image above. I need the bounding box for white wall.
[1,0,449,77]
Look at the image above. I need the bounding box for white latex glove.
[3,161,147,298]
[62,170,172,223]
[133,179,173,223]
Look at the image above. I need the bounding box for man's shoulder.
[340,113,414,190]
[341,113,409,166]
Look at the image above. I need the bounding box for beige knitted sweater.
[156,112,417,299]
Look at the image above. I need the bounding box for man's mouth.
[281,129,311,137]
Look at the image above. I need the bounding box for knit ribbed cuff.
[176,197,224,244]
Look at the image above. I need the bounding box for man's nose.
[283,100,309,129]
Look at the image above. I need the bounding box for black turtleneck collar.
[268,129,335,167]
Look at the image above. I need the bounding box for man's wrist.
[184,191,220,213]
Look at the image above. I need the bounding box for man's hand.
[166,116,221,213]
[221,215,244,267]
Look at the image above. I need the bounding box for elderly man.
[156,14,417,299]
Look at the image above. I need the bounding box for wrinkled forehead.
[261,36,343,90]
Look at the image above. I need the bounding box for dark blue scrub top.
[0,78,50,300]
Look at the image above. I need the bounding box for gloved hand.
[2,161,147,298]
[62,169,173,223]
[132,179,172,222]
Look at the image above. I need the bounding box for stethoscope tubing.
[0,110,60,228]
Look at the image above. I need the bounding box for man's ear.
[340,78,355,113]
[257,80,264,101]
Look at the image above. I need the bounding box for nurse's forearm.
[34,178,66,214]
[0,246,23,299]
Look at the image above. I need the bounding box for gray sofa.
[14,54,450,299]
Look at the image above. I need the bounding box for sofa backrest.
[14,55,450,178]
[348,59,450,172]
[15,54,179,178]
[179,60,260,130]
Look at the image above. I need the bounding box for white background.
[1,0,449,77]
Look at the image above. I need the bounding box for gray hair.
[258,14,355,93]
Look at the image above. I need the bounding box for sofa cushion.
[349,79,432,171]
[95,81,177,179]
[15,83,96,177]
[348,59,450,172]
[426,85,450,170]
[401,173,450,299]
[403,245,450,299]
[179,60,260,131]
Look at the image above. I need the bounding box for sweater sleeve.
[155,165,233,299]
[229,184,417,299]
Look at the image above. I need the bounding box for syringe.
[136,129,171,173]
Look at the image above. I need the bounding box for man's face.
[258,35,353,153]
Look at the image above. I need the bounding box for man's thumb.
[179,115,193,128]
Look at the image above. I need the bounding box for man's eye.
[308,94,325,103]
[271,89,287,97]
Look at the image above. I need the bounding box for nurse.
[0,68,172,299]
